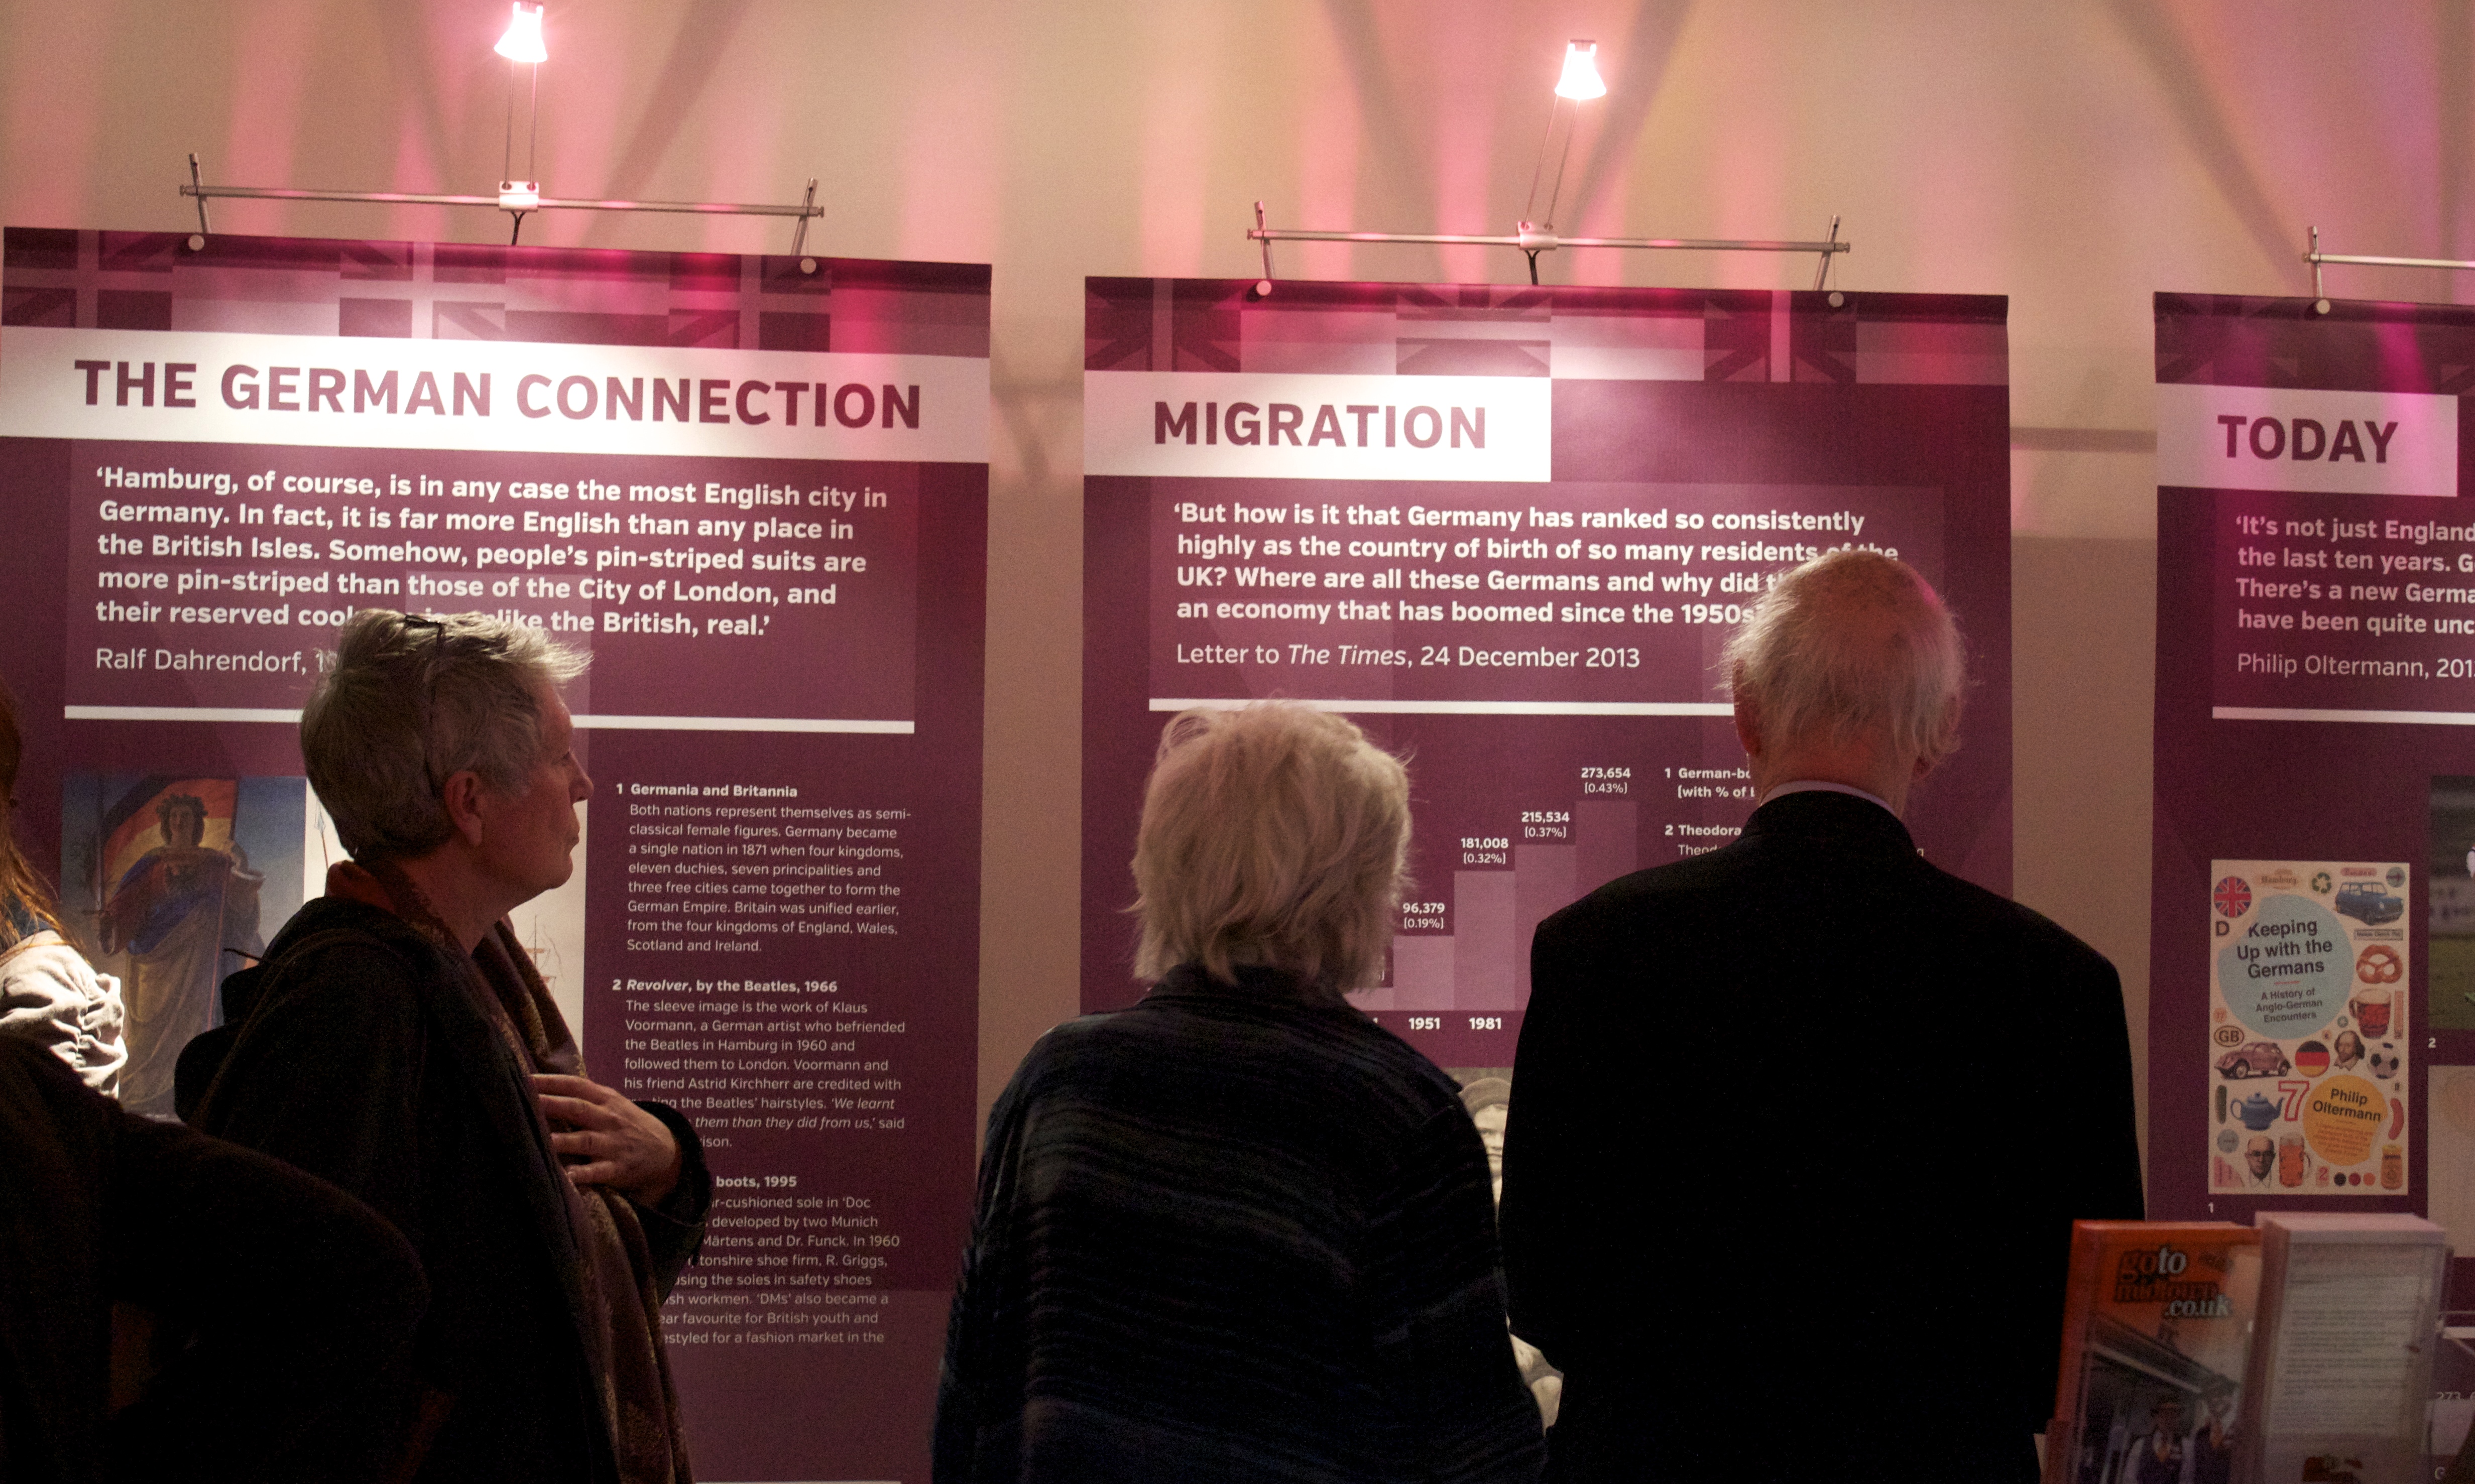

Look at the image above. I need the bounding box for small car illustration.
[2217,1040,2292,1079]
[2334,882,2404,926]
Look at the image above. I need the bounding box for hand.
[532,1073,682,1206]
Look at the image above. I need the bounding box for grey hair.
[1721,548,1965,768]
[302,609,587,862]
[1131,703,1410,990]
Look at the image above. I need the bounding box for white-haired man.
[1499,549,2142,1483]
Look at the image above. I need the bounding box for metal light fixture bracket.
[2302,224,2475,315]
[1249,205,1848,295]
[1246,42,1846,295]
[180,155,826,256]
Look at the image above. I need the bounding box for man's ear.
[1730,676,1762,760]
[1913,697,1964,781]
[439,770,489,847]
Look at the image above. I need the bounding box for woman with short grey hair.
[187,608,710,1484]
[935,702,1545,1484]
[300,609,588,863]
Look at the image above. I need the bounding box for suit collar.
[1739,787,1918,854]
[1756,778,1896,813]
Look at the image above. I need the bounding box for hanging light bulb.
[1554,40,1606,101]
[495,2,547,64]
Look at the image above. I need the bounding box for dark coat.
[1499,790,2144,1484]
[0,1035,424,1484]
[187,897,709,1484]
[935,964,1546,1484]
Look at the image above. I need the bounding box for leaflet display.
[1081,278,2016,1062]
[0,228,989,1483]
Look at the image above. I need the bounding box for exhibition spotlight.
[1554,41,1606,101]
[495,3,548,64]
[1518,40,1606,279]
[496,2,547,240]
[177,0,820,256]
[1244,32,1845,292]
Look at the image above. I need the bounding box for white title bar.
[2156,382,2456,498]
[0,326,988,462]
[1085,371,1551,482]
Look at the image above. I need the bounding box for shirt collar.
[1755,778,1896,815]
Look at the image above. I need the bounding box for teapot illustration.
[2233,1092,2281,1131]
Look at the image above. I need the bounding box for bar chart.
[1350,797,1641,1013]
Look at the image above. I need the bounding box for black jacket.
[1500,790,2144,1483]
[188,897,709,1483]
[0,1035,424,1483]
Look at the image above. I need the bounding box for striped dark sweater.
[934,963,1545,1484]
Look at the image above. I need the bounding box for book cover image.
[2208,860,2411,1198]
[2049,1222,2262,1484]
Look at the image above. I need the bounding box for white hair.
[1131,703,1409,990]
[1721,548,1965,768]
[302,609,587,862]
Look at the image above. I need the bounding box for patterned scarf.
[330,860,692,1484]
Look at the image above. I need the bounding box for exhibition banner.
[2149,291,2475,1460]
[1082,278,2016,1072]
[0,228,989,1482]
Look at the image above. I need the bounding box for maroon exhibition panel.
[2148,292,2475,1459]
[1081,278,2015,1072]
[0,228,988,1482]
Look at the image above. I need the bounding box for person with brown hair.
[0,675,126,1094]
[934,702,1544,1484]
[186,610,709,1483]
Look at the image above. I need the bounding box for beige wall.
[8,0,2470,1175]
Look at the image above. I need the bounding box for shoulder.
[1026,995,1468,1123]
[245,899,440,1030]
[193,902,448,1128]
[1535,844,1752,948]
[262,897,432,968]
[1281,1003,1472,1124]
[1,935,110,998]
[0,937,126,1091]
[1922,867,2118,981]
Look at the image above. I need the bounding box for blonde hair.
[1131,704,1409,989]
[1721,548,1966,769]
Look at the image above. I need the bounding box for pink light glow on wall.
[1420,1,1522,283]
[1294,36,1361,282]
[1136,9,1217,277]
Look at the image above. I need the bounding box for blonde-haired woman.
[0,678,125,1093]
[935,703,1544,1484]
